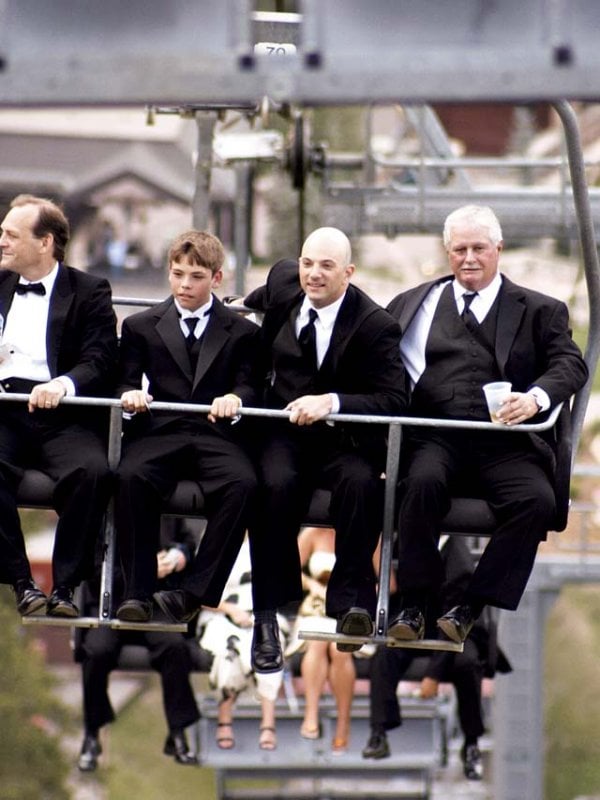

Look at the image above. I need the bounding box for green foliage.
[105,675,216,800]
[0,590,71,800]
[545,585,600,800]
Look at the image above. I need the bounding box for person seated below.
[76,518,211,771]
[197,537,287,752]
[285,526,358,755]
[363,536,512,781]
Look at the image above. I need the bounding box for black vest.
[411,284,501,420]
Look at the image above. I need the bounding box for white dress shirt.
[295,293,347,413]
[0,263,75,394]
[174,296,213,339]
[399,273,549,410]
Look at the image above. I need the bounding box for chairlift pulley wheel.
[290,113,306,190]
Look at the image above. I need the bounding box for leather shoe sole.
[116,598,152,622]
[336,607,373,652]
[388,608,425,641]
[437,605,474,644]
[47,590,79,618]
[16,587,47,616]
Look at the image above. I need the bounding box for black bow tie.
[15,282,46,296]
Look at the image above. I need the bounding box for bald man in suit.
[244,227,408,673]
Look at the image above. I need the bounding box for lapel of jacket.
[0,273,19,336]
[319,286,370,376]
[393,277,451,333]
[155,299,192,381]
[46,264,74,377]
[192,297,230,392]
[495,276,526,374]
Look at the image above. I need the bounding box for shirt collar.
[174,296,213,319]
[18,261,59,296]
[300,291,346,330]
[452,272,502,305]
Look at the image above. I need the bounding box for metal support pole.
[549,102,599,460]
[98,405,124,619]
[233,161,253,296]
[192,110,218,230]
[374,422,402,636]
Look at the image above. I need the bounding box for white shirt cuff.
[330,393,340,414]
[55,375,76,396]
[528,386,550,413]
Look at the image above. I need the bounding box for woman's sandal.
[259,726,277,751]
[216,722,235,750]
[300,722,322,740]
[331,735,348,754]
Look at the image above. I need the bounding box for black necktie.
[15,282,46,296]
[461,292,479,333]
[183,317,198,351]
[298,308,318,367]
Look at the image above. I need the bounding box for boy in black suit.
[114,230,260,623]
[0,194,117,617]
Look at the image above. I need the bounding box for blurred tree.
[0,590,72,800]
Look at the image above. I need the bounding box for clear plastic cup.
[482,381,512,423]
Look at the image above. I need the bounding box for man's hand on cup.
[496,392,539,425]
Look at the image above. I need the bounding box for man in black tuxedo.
[76,519,211,771]
[386,205,588,643]
[114,230,260,623]
[0,194,117,617]
[244,227,407,673]
[363,535,512,781]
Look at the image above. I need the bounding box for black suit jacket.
[117,294,261,436]
[246,259,408,462]
[0,264,118,397]
[387,274,588,527]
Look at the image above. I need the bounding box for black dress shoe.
[153,589,200,623]
[437,604,475,644]
[116,597,153,622]
[78,733,102,772]
[387,607,425,640]
[13,579,47,616]
[461,742,483,780]
[164,730,198,765]
[336,607,373,652]
[46,586,79,618]
[251,620,283,673]
[362,730,390,759]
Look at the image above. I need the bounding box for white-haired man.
[386,205,587,643]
